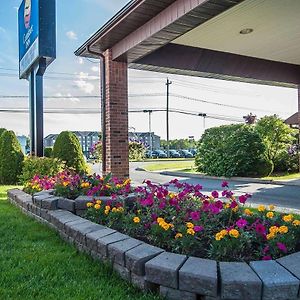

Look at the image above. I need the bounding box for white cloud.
[91,66,98,72]
[78,57,84,65]
[66,30,78,40]
[50,92,80,103]
[74,80,95,94]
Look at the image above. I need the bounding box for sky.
[0,0,298,140]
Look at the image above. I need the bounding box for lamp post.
[198,113,207,131]
[143,110,153,154]
[166,78,172,157]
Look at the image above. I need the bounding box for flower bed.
[24,172,300,262]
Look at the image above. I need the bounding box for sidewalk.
[160,170,300,187]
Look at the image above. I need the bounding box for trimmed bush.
[44,147,53,158]
[52,131,87,173]
[129,141,146,161]
[0,130,24,184]
[195,124,269,177]
[0,128,7,137]
[19,156,65,184]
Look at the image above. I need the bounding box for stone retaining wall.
[7,189,300,300]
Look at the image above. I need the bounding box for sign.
[18,0,56,79]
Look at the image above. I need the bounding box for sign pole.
[29,69,36,155]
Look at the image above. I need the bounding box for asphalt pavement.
[90,162,300,212]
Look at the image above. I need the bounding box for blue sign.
[18,0,56,79]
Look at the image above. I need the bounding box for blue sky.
[0,0,298,139]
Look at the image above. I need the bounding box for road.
[91,162,300,211]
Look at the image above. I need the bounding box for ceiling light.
[239,28,253,35]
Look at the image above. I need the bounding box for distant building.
[44,131,100,158]
[129,132,160,150]
[285,112,298,128]
[17,135,27,154]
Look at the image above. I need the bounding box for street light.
[143,110,153,154]
[198,113,207,130]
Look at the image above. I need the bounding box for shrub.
[195,124,268,177]
[44,147,53,158]
[19,156,64,184]
[129,141,146,161]
[0,130,24,184]
[91,141,102,163]
[0,128,7,137]
[52,131,87,173]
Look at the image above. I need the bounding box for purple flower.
[277,242,287,253]
[262,255,272,261]
[236,218,248,228]
[194,225,204,232]
[255,224,266,235]
[140,194,154,207]
[230,201,238,209]
[190,211,200,221]
[238,195,247,204]
[222,181,229,188]
[211,190,219,198]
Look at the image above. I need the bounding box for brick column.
[103,49,129,179]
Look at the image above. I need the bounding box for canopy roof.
[75,0,300,87]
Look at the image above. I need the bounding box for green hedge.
[52,131,87,173]
[0,130,24,184]
[195,124,270,177]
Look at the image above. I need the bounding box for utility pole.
[143,110,153,154]
[198,113,207,132]
[166,78,172,157]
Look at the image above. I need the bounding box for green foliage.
[274,150,299,174]
[91,141,102,163]
[161,138,197,150]
[0,130,24,184]
[129,141,146,161]
[19,156,65,184]
[256,115,295,174]
[44,147,53,158]
[195,124,268,177]
[52,131,87,173]
[0,128,7,138]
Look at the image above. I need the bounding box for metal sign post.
[18,0,56,156]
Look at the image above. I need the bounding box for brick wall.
[103,49,129,178]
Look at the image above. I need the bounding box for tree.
[129,141,146,161]
[52,131,87,173]
[161,138,197,150]
[0,130,24,184]
[255,115,295,175]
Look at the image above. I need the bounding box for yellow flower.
[175,233,183,239]
[81,182,90,188]
[105,205,111,211]
[266,233,275,240]
[86,202,93,208]
[62,181,69,187]
[266,212,274,219]
[94,204,101,210]
[117,207,124,213]
[269,205,275,210]
[278,226,288,234]
[161,223,170,231]
[220,229,228,237]
[282,214,293,223]
[215,232,223,241]
[232,206,239,213]
[224,203,230,209]
[133,217,140,223]
[105,184,111,189]
[96,200,102,205]
[157,217,165,225]
[229,229,239,238]
[186,222,194,229]
[169,192,176,199]
[269,226,279,234]
[169,223,174,228]
[116,184,122,189]
[187,228,195,235]
[112,207,118,213]
[258,205,265,212]
[244,208,253,216]
[292,220,300,226]
[104,209,110,215]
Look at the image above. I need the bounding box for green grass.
[0,186,160,300]
[143,160,195,172]
[262,173,300,181]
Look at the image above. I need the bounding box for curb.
[160,171,300,187]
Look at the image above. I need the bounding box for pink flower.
[277,242,287,253]
[230,201,238,209]
[194,225,204,232]
[140,194,154,207]
[255,223,266,235]
[238,195,247,204]
[190,211,200,221]
[222,181,229,188]
[262,255,272,260]
[236,218,248,228]
[211,191,219,198]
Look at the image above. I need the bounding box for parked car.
[169,149,181,158]
[179,149,194,158]
[152,150,167,158]
[145,150,152,158]
[189,149,197,157]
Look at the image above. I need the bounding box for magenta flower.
[230,201,238,209]
[277,242,287,253]
[238,195,247,204]
[140,194,154,207]
[190,211,200,221]
[262,255,272,260]
[255,223,266,235]
[194,225,204,232]
[236,218,248,228]
[222,181,229,188]
[211,191,219,198]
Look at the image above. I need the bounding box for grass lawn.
[143,160,195,172]
[0,186,160,300]
[261,173,300,181]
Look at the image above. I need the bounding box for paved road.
[91,162,300,211]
